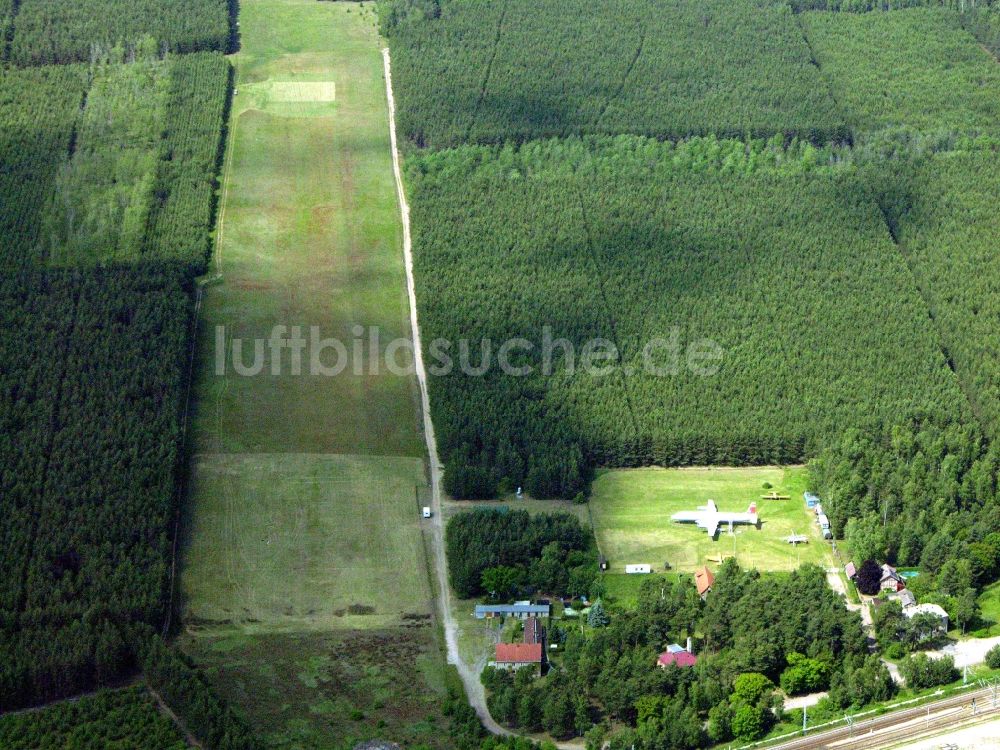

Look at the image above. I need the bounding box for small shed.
[845,562,857,580]
[892,589,917,609]
[695,566,715,598]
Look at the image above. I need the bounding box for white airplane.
[671,500,759,537]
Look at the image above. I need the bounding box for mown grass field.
[190,0,419,457]
[179,1,444,746]
[182,453,430,631]
[589,466,834,575]
[181,0,426,628]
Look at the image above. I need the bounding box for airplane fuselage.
[671,499,758,537]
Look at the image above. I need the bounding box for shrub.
[899,653,959,689]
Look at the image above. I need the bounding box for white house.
[904,602,949,631]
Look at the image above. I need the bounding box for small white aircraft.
[671,500,759,537]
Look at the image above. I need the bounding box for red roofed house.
[495,642,543,673]
[657,646,697,669]
[695,566,715,598]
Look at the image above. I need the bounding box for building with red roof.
[495,642,543,672]
[657,644,697,668]
[695,566,715,598]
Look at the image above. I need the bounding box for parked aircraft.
[671,500,758,537]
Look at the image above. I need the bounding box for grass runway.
[177,2,452,746]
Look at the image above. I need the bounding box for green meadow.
[589,466,834,575]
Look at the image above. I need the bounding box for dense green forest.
[802,7,1000,135]
[408,136,968,498]
[0,0,266,745]
[483,561,868,746]
[874,146,1000,436]
[0,686,187,749]
[0,64,89,269]
[6,0,231,66]
[811,414,1000,626]
[382,0,847,148]
[0,264,191,710]
[0,49,235,743]
[446,509,597,598]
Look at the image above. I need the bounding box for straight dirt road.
[382,46,509,739]
[383,46,587,750]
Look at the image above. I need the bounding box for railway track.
[769,686,1000,750]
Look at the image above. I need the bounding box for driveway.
[930,634,1000,669]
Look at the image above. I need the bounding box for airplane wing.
[702,519,719,537]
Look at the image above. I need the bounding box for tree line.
[6,0,231,66]
[446,508,596,599]
[0,685,187,749]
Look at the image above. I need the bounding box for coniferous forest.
[0,0,244,742]
[384,0,1000,504]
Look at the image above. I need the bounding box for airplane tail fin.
[748,502,757,515]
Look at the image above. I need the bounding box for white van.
[422,506,432,519]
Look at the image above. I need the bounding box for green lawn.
[182,453,430,632]
[589,466,833,575]
[181,0,426,632]
[190,0,419,457]
[603,572,680,609]
[978,581,1000,637]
